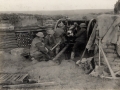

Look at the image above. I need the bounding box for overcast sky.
[0,0,117,11]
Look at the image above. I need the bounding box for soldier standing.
[70,23,87,60]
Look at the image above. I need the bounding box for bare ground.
[0,52,120,90]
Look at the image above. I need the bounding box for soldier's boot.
[70,52,75,60]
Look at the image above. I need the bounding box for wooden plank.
[0,41,17,45]
[15,74,24,81]
[3,82,56,88]
[4,74,13,81]
[7,74,18,81]
[3,74,12,81]
[13,74,22,81]
[17,74,28,82]
[14,75,21,81]
[101,76,120,79]
[0,74,7,80]
[0,43,17,46]
[0,37,16,40]
[0,45,18,48]
[0,74,5,77]
[0,74,9,80]
[0,73,29,84]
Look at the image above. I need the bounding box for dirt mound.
[0,51,32,73]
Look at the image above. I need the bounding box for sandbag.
[111,64,120,72]
[118,31,120,35]
[104,48,115,53]
[101,43,108,49]
[109,61,120,65]
[100,57,114,62]
[116,45,120,56]
[94,58,104,63]
[107,44,115,49]
[94,53,104,58]
[114,57,120,62]
[106,53,118,58]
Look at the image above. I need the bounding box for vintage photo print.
[0,0,120,90]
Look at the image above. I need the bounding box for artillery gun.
[53,18,96,60]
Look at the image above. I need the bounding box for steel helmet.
[47,30,55,35]
[36,32,44,37]
[80,23,86,27]
[74,22,78,26]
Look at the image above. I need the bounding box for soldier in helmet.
[54,25,66,54]
[70,23,87,60]
[45,29,56,57]
[30,32,51,63]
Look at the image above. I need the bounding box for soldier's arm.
[35,42,47,53]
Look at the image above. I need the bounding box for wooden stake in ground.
[98,38,101,66]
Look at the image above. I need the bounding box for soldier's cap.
[80,23,86,27]
[36,32,44,37]
[47,30,55,35]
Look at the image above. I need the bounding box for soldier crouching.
[30,32,51,63]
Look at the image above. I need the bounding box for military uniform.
[73,28,86,52]
[45,34,56,57]
[45,35,56,50]
[71,23,87,60]
[54,28,65,54]
[30,32,50,61]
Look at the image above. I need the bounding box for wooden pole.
[99,45,116,79]
[52,44,69,61]
[50,41,61,51]
[98,39,101,66]
[3,82,56,88]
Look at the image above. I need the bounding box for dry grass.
[0,52,120,90]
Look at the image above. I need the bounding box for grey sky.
[0,0,117,11]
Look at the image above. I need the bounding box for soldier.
[54,26,65,54]
[45,29,56,57]
[70,23,87,60]
[30,32,51,63]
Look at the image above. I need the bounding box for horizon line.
[0,9,113,12]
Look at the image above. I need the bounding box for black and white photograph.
[0,0,120,90]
